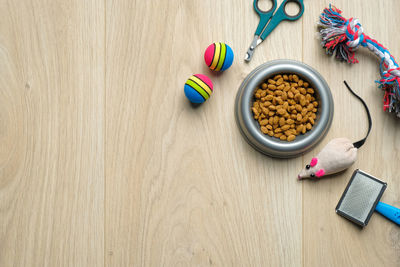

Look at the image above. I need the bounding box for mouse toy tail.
[343,81,372,149]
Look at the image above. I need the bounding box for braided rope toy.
[318,5,400,117]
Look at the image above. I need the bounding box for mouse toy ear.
[315,169,325,178]
[310,157,318,167]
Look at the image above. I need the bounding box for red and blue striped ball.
[204,42,234,72]
[184,74,214,103]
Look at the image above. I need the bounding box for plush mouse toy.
[298,81,372,180]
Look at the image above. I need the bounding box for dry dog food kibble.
[251,74,318,142]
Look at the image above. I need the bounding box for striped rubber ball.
[204,42,234,72]
[184,74,213,103]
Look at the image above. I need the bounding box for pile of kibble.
[251,74,318,142]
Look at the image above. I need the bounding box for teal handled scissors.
[245,0,304,62]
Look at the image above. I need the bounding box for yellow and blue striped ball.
[184,74,214,104]
[204,42,234,72]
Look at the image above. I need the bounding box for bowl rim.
[235,59,334,158]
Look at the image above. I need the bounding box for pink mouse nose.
[298,175,302,180]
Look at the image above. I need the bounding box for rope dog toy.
[318,5,400,117]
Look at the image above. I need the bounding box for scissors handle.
[259,0,304,41]
[253,0,277,36]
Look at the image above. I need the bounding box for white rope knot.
[383,53,400,78]
[388,67,400,78]
[345,18,365,49]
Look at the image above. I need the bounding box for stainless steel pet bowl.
[235,59,334,158]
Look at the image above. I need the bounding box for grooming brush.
[336,169,400,227]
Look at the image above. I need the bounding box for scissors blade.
[244,35,260,62]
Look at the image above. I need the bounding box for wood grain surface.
[0,0,399,266]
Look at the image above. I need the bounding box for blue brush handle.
[375,202,400,225]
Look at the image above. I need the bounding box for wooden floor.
[0,0,399,266]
